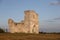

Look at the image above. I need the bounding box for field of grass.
[0,33,60,40]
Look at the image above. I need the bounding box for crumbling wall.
[8,19,25,33]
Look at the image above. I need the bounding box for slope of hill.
[0,33,60,40]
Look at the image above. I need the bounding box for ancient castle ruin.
[8,10,39,34]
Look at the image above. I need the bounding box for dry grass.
[0,33,60,40]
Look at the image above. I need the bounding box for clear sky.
[0,0,60,32]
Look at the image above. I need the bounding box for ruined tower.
[24,10,39,33]
[8,10,39,34]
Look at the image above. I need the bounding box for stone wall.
[8,10,39,34]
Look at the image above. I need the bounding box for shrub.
[0,28,5,33]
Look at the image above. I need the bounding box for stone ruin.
[8,10,39,34]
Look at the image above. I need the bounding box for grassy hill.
[0,33,60,40]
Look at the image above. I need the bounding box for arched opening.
[32,25,36,33]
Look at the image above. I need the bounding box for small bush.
[0,28,5,33]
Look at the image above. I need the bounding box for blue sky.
[0,0,60,32]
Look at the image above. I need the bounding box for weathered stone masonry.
[8,10,39,34]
